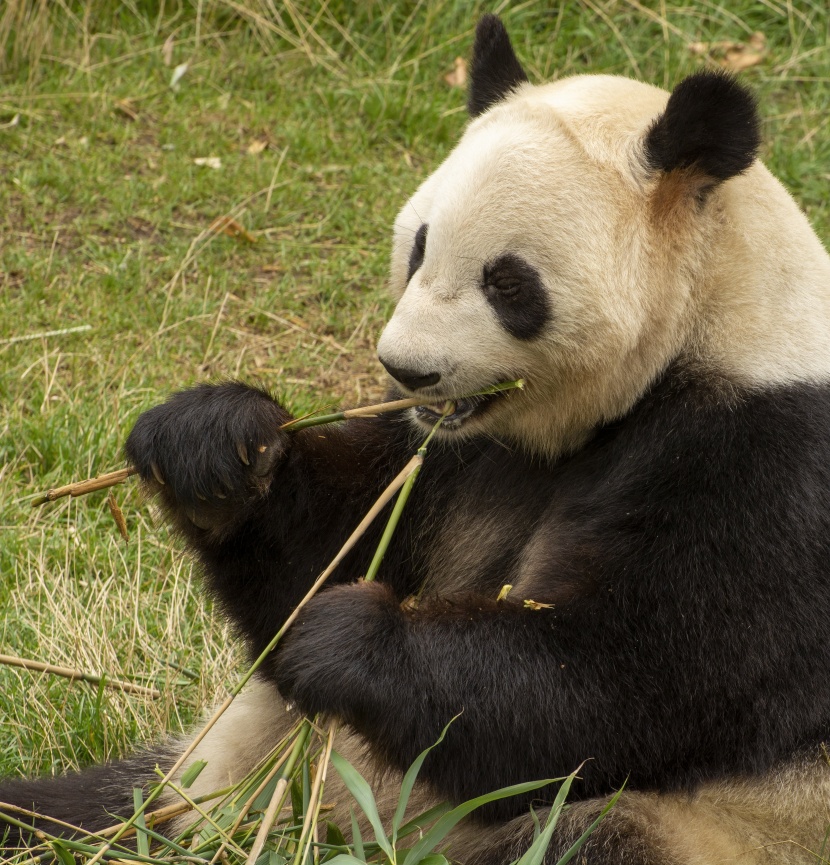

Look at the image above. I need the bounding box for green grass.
[0,0,828,815]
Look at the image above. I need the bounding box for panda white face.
[378,25,830,458]
[377,78,696,454]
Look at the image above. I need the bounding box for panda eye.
[483,259,523,300]
[406,223,428,283]
[481,254,551,341]
[483,273,522,299]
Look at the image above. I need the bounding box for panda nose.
[378,358,441,391]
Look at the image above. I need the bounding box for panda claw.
[150,460,165,485]
[237,442,250,466]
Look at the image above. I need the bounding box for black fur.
[269,368,830,818]
[481,253,551,340]
[406,223,428,283]
[468,15,529,118]
[644,71,760,181]
[6,368,830,851]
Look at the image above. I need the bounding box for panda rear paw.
[125,382,291,532]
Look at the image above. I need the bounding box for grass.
[0,0,828,857]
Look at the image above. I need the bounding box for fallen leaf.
[247,139,268,155]
[688,31,767,72]
[0,114,20,129]
[210,215,257,243]
[107,492,129,542]
[497,584,513,601]
[444,56,467,88]
[170,62,189,91]
[193,156,222,170]
[162,33,175,67]
[748,31,766,52]
[722,33,767,72]
[115,99,138,121]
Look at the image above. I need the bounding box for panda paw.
[273,582,405,720]
[125,382,292,532]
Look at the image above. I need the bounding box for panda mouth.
[415,391,502,429]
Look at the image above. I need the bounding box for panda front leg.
[125,382,417,659]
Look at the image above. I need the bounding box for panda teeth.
[427,400,456,415]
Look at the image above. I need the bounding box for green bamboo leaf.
[529,805,542,842]
[402,778,561,865]
[332,751,394,860]
[326,821,349,849]
[255,852,287,865]
[291,777,304,820]
[391,717,456,844]
[252,774,280,812]
[180,759,208,789]
[510,772,578,865]
[396,801,453,840]
[132,787,150,858]
[49,840,76,865]
[555,786,624,865]
[350,806,365,860]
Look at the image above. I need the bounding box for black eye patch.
[406,223,428,283]
[482,254,551,340]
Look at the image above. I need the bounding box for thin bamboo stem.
[31,467,138,507]
[31,379,523,507]
[0,654,160,699]
[292,719,337,865]
[245,723,312,865]
[206,735,297,865]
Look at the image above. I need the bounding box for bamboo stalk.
[0,654,160,699]
[31,467,138,507]
[30,380,524,507]
[64,400,454,863]
[207,742,296,865]
[245,723,312,865]
[291,719,337,865]
[282,413,443,864]
[97,788,233,840]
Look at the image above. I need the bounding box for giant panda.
[4,14,830,864]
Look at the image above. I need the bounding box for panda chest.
[416,474,595,605]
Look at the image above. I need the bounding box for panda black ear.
[644,72,760,184]
[468,15,528,118]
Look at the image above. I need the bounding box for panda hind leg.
[449,755,830,865]
[0,748,177,853]
[448,796,683,865]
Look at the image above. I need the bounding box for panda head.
[377,16,830,458]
